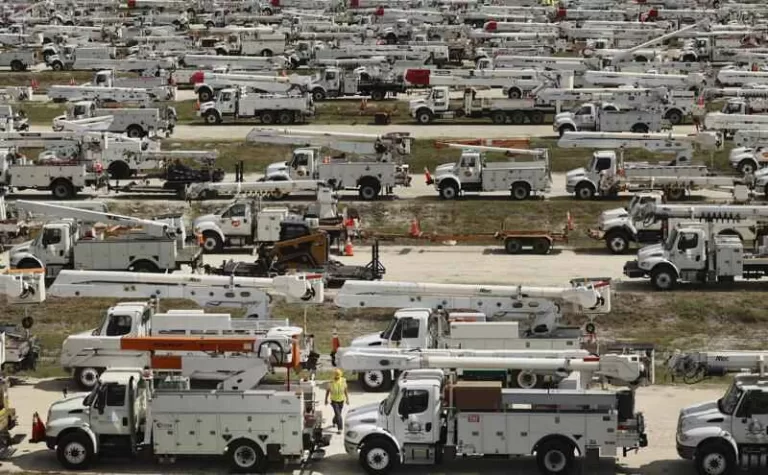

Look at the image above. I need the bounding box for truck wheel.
[57,432,94,470]
[359,371,393,392]
[575,183,595,200]
[631,124,649,134]
[533,238,551,254]
[507,88,522,99]
[370,89,385,101]
[651,267,677,291]
[665,109,683,125]
[130,260,160,273]
[359,182,380,200]
[695,441,735,475]
[511,182,530,200]
[312,89,326,101]
[126,125,144,138]
[52,61,64,71]
[558,125,574,137]
[504,238,523,254]
[75,367,102,390]
[439,182,459,200]
[666,188,685,201]
[536,439,575,475]
[530,110,545,125]
[360,440,399,475]
[198,89,213,102]
[277,111,294,124]
[510,111,525,125]
[738,160,757,175]
[416,109,434,125]
[605,231,630,254]
[491,111,506,124]
[108,162,132,180]
[201,231,223,253]
[260,49,273,57]
[203,110,220,124]
[51,180,75,199]
[228,439,267,473]
[260,111,276,124]
[10,60,24,72]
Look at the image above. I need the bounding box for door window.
[105,314,133,336]
[576,106,592,115]
[105,384,127,407]
[737,390,768,417]
[677,232,699,251]
[401,318,420,339]
[398,389,429,416]
[222,203,246,218]
[42,228,62,246]
[595,157,613,171]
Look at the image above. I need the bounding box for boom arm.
[558,131,721,153]
[668,350,768,382]
[245,127,413,157]
[633,202,768,223]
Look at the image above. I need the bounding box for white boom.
[338,348,645,386]
[14,201,173,238]
[184,179,323,200]
[334,279,611,315]
[48,270,324,319]
[438,143,549,158]
[245,127,413,157]
[610,19,709,64]
[558,131,722,155]
[633,203,768,223]
[55,116,115,132]
[0,130,107,148]
[668,350,768,381]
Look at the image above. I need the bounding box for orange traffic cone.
[344,238,354,256]
[30,79,39,91]
[409,218,421,237]
[30,412,46,443]
[69,77,75,85]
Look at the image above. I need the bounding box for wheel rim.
[578,187,592,199]
[609,237,627,252]
[64,441,87,465]
[544,449,567,472]
[513,186,527,200]
[655,273,672,289]
[80,368,99,388]
[517,371,537,389]
[233,445,257,468]
[506,241,521,253]
[203,237,218,251]
[366,447,390,470]
[205,114,216,124]
[362,187,376,199]
[742,163,755,174]
[442,187,456,199]
[54,185,69,198]
[419,114,430,124]
[363,371,383,389]
[702,453,726,475]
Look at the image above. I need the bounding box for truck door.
[673,230,705,271]
[393,388,439,445]
[39,225,69,267]
[575,104,596,130]
[220,203,249,237]
[458,153,481,185]
[432,88,448,112]
[387,317,422,348]
[730,390,768,448]
[218,91,235,115]
[90,383,131,436]
[324,69,340,94]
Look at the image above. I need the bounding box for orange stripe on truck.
[120,337,256,352]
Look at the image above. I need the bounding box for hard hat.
[334,368,343,377]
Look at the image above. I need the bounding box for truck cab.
[566,150,621,199]
[592,191,665,253]
[677,374,768,475]
[409,86,450,123]
[204,88,237,117]
[193,200,289,252]
[554,102,622,136]
[10,221,76,276]
[722,98,767,116]
[265,147,320,181]
[44,368,150,469]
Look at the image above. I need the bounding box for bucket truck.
[623,204,768,289]
[248,128,412,200]
[668,350,768,383]
[197,88,314,126]
[703,112,768,139]
[588,191,761,254]
[191,70,302,102]
[52,101,177,139]
[8,201,202,281]
[676,373,768,475]
[42,365,329,471]
[583,70,707,92]
[425,144,551,200]
[553,101,670,136]
[343,356,647,475]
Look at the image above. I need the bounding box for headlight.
[345,430,357,439]
[677,432,689,442]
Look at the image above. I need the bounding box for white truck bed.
[317,162,401,187]
[73,237,180,272]
[624,163,709,178]
[5,164,89,188]
[481,161,551,193]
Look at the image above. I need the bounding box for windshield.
[663,228,678,251]
[718,382,743,415]
[380,318,400,340]
[380,380,400,415]
[82,384,100,406]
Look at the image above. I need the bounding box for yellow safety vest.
[329,378,347,402]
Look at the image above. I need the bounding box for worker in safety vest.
[325,368,350,434]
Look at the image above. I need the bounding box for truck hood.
[48,393,91,423]
[193,213,219,229]
[638,243,665,259]
[600,207,628,222]
[266,161,288,176]
[345,401,381,428]
[555,111,574,122]
[679,400,727,432]
[729,147,752,160]
[600,215,631,232]
[8,240,32,256]
[350,332,385,347]
[434,163,456,175]
[408,98,427,111]
[566,167,587,180]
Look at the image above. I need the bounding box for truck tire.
[504,238,523,254]
[631,123,650,134]
[510,110,525,125]
[129,260,160,273]
[359,181,380,200]
[530,110,545,124]
[197,88,213,102]
[510,182,530,200]
[57,432,94,470]
[51,60,64,71]
[507,88,522,99]
[695,441,735,475]
[126,125,144,138]
[260,111,276,124]
[666,188,685,201]
[574,183,595,200]
[415,109,434,125]
[651,266,677,291]
[75,367,102,390]
[491,111,506,124]
[50,180,75,199]
[108,161,131,180]
[359,370,393,392]
[665,109,684,125]
[605,230,631,254]
[370,89,386,101]
[360,439,399,475]
[10,60,24,72]
[203,110,220,124]
[536,438,575,475]
[312,88,326,101]
[201,231,224,253]
[439,182,459,200]
[260,49,273,57]
[558,125,574,137]
[532,238,551,254]
[738,159,757,175]
[277,111,294,124]
[228,439,267,473]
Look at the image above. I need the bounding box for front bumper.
[623,260,646,278]
[676,441,695,460]
[565,183,576,193]
[586,228,604,240]
[344,439,358,455]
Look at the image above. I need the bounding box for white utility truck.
[426,144,551,200]
[553,101,669,136]
[308,67,407,101]
[410,86,556,125]
[52,101,177,138]
[0,147,104,199]
[191,70,300,102]
[704,112,768,139]
[589,192,761,254]
[623,205,768,289]
[41,367,330,471]
[250,128,413,200]
[343,359,647,475]
[676,373,768,475]
[668,349,768,383]
[198,88,314,125]
[8,202,202,280]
